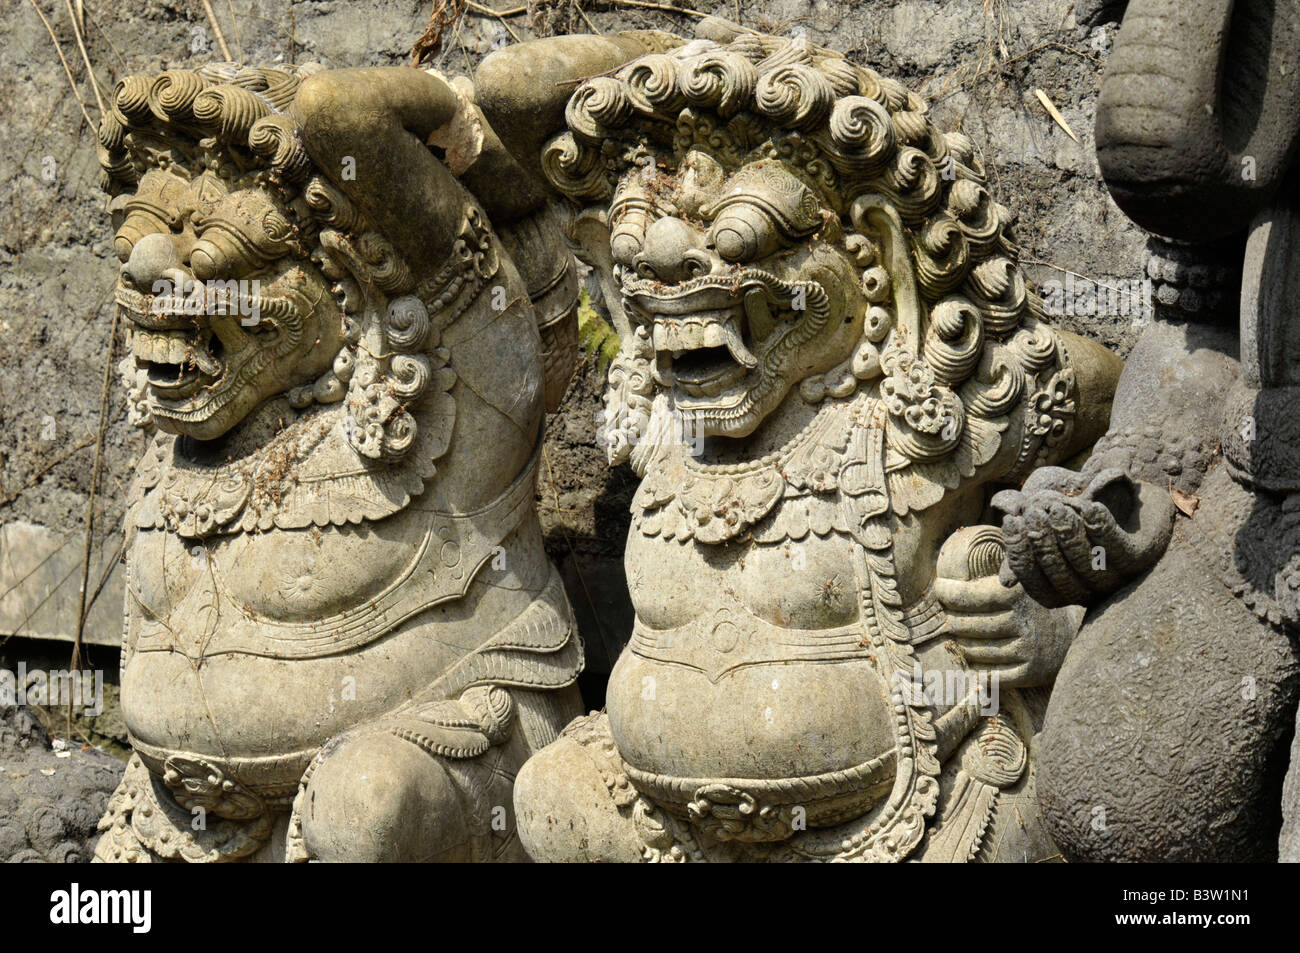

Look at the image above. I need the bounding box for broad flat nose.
[635,216,715,283]
[122,232,180,290]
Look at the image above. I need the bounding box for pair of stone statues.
[89,5,1297,862]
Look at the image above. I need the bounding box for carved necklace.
[633,393,866,544]
[129,395,450,539]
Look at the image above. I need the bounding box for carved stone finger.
[1002,512,1063,606]
[933,575,1021,613]
[980,662,1032,689]
[945,609,1018,639]
[1047,499,1116,592]
[1025,504,1093,606]
[990,488,1027,519]
[957,637,1027,666]
[1079,498,1158,575]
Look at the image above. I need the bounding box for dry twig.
[463,0,710,22]
[466,1,522,41]
[225,0,243,62]
[199,0,234,61]
[576,3,600,34]
[26,0,96,128]
[70,307,120,714]
[0,436,95,509]
[413,0,468,66]
[63,0,104,115]
[80,0,127,71]
[607,0,708,17]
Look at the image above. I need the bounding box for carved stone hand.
[934,572,1083,689]
[991,465,1175,609]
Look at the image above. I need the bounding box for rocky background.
[0,0,1144,857]
[0,688,122,862]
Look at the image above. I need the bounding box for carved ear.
[474,34,682,190]
[850,195,922,356]
[567,207,635,343]
[314,229,410,303]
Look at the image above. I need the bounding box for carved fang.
[725,315,759,368]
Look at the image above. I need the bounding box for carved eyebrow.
[704,173,822,238]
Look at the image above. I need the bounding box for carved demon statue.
[477,20,1123,861]
[91,62,588,861]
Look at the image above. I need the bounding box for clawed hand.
[990,466,1176,609]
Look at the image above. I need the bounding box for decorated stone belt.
[629,591,948,682]
[623,753,897,836]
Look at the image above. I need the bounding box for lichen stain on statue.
[491,20,1123,862]
[90,63,585,861]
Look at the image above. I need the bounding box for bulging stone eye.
[189,239,228,280]
[261,209,292,244]
[710,203,779,262]
[114,232,136,263]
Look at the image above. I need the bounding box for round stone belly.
[606,647,897,787]
[121,613,473,769]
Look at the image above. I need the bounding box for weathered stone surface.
[1,0,1185,863]
[1018,220,1300,862]
[2,0,1147,655]
[0,693,123,863]
[1036,470,1300,861]
[997,0,1300,862]
[90,62,588,862]
[0,522,122,647]
[1281,704,1300,862]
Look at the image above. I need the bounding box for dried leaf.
[423,72,485,176]
[1034,88,1080,144]
[1170,487,1200,517]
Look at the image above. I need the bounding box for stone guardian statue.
[475,20,1125,862]
[91,62,587,862]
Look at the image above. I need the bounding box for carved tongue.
[209,314,250,357]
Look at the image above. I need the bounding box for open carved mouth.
[132,327,225,400]
[621,270,793,410]
[114,281,286,417]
